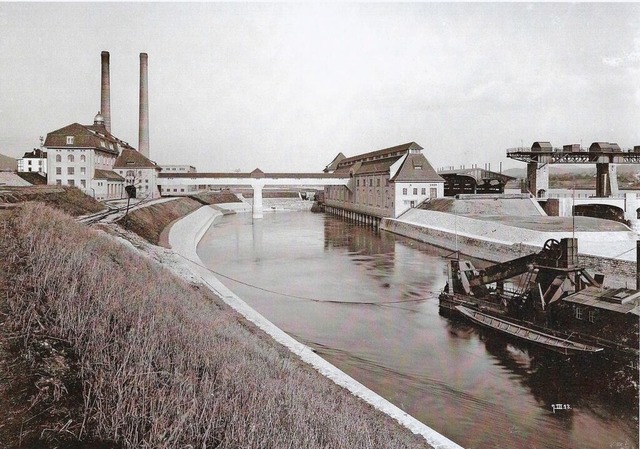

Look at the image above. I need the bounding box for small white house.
[17,149,47,174]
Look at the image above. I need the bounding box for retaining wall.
[382,210,637,288]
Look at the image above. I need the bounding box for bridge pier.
[252,182,264,219]
[596,163,619,197]
[524,162,549,198]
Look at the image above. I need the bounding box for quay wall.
[382,209,638,288]
[168,204,463,449]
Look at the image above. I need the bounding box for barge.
[439,238,640,361]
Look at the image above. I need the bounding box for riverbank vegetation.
[0,203,431,448]
[118,192,240,245]
[0,186,105,216]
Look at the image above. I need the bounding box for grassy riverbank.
[0,203,432,448]
[118,192,240,245]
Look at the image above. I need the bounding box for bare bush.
[1,203,431,448]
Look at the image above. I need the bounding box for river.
[197,210,638,449]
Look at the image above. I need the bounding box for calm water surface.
[197,211,638,449]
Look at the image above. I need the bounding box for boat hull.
[454,305,604,355]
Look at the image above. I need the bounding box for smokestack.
[138,52,149,158]
[100,51,111,132]
[636,240,640,290]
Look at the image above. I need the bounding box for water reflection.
[198,212,638,449]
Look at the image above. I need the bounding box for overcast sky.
[1,2,639,173]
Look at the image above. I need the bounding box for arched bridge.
[158,169,350,218]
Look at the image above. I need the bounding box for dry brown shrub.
[2,203,431,449]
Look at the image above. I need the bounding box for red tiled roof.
[113,148,159,169]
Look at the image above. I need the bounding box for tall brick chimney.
[138,52,149,158]
[100,51,111,133]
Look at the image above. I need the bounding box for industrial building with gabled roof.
[44,113,130,200]
[113,148,161,198]
[323,142,444,220]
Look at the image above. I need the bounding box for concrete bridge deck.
[158,171,349,218]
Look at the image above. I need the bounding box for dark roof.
[438,168,515,184]
[337,142,423,168]
[44,122,134,155]
[353,157,402,176]
[22,149,47,158]
[113,148,159,169]
[94,169,125,181]
[562,286,640,316]
[392,153,444,183]
[531,141,553,150]
[323,152,346,173]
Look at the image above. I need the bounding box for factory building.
[323,142,444,220]
[44,51,158,200]
[114,148,161,198]
[44,113,128,200]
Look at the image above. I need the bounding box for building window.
[56,179,62,185]
[56,154,62,162]
[67,167,74,175]
[402,188,407,195]
[68,179,75,186]
[377,179,380,187]
[588,309,597,323]
[413,188,418,195]
[421,188,426,195]
[430,187,437,198]
[356,179,359,187]
[80,155,86,162]
[575,306,583,320]
[81,167,86,175]
[56,167,62,175]
[66,136,74,145]
[81,180,86,188]
[68,154,74,162]
[100,139,106,148]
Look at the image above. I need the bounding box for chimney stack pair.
[100,51,150,158]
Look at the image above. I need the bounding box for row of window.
[356,178,386,188]
[56,167,86,175]
[402,187,435,196]
[56,154,86,163]
[66,135,115,151]
[55,179,87,188]
[162,188,186,192]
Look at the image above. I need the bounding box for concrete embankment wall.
[169,205,463,449]
[382,209,638,288]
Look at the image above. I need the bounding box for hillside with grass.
[0,202,432,449]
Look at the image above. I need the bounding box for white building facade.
[114,149,161,199]
[17,149,47,174]
[44,114,130,200]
